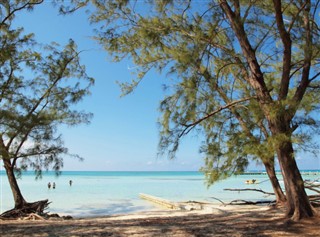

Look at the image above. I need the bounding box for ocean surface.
[1,170,319,217]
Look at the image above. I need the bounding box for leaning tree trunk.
[263,160,286,204]
[3,159,27,209]
[276,140,315,220]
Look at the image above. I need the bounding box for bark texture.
[276,141,315,220]
[219,0,315,220]
[3,159,27,209]
[264,161,287,204]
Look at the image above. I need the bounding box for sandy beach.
[1,205,319,237]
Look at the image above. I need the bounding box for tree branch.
[309,71,320,82]
[273,0,292,100]
[179,96,256,138]
[219,0,272,103]
[290,1,312,116]
[224,188,275,196]
[1,0,44,26]
[7,52,77,148]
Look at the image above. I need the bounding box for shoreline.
[1,205,319,236]
[2,171,318,216]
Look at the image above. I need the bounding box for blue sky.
[12,2,203,171]
[10,2,319,171]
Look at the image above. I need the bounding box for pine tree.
[65,0,320,220]
[0,1,93,215]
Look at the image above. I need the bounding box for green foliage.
[87,0,320,184]
[61,0,320,185]
[0,1,94,178]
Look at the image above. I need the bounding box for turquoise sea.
[1,170,319,217]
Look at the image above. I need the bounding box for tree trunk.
[276,140,315,220]
[3,159,27,209]
[263,160,286,204]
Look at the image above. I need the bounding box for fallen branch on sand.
[304,180,320,194]
[228,199,276,205]
[224,186,320,207]
[210,197,227,206]
[223,188,274,196]
[22,213,46,220]
[308,195,320,207]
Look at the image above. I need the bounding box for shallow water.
[1,170,319,217]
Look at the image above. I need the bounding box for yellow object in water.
[245,179,257,184]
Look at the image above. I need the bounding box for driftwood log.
[224,180,320,207]
[305,180,320,194]
[0,199,50,219]
[228,199,276,205]
[223,188,275,196]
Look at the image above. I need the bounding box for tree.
[85,0,320,220]
[158,73,287,204]
[156,61,287,204]
[217,0,319,220]
[0,1,93,215]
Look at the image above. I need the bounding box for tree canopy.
[0,0,94,176]
[83,0,320,179]
[0,0,94,212]
[84,0,319,220]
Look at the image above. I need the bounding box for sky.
[5,2,319,171]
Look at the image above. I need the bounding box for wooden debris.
[0,199,50,219]
[139,193,180,209]
[139,193,208,211]
[228,199,276,205]
[22,213,45,221]
[224,188,274,196]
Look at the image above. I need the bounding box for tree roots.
[0,199,50,219]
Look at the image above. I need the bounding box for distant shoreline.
[240,170,320,175]
[0,169,319,175]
